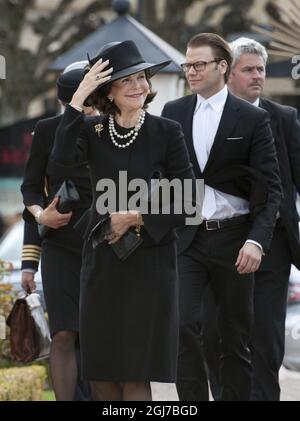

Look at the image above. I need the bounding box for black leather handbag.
[90,216,143,261]
[38,179,80,239]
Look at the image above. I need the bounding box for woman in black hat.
[21,68,99,400]
[52,40,197,401]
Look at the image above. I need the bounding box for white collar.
[194,85,228,114]
[253,97,260,107]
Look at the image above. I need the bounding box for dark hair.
[187,33,233,82]
[88,74,156,115]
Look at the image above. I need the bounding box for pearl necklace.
[108,110,146,149]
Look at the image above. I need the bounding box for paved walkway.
[151,367,300,401]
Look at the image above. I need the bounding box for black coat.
[52,106,196,246]
[50,105,196,381]
[162,92,282,254]
[260,98,300,268]
[21,114,93,250]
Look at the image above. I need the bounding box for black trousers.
[176,285,221,402]
[177,222,254,401]
[199,285,221,400]
[180,224,291,401]
[251,224,291,401]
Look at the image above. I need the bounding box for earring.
[108,97,113,102]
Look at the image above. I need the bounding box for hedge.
[0,282,16,360]
[0,365,46,401]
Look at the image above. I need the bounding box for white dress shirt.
[193,85,262,251]
[193,85,249,220]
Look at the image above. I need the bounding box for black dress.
[21,114,93,336]
[52,105,196,382]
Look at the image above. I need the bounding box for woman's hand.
[21,271,36,294]
[70,59,113,108]
[39,197,72,229]
[106,211,140,245]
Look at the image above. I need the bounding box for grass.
[42,389,55,401]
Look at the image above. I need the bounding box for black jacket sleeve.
[21,221,41,272]
[21,120,49,208]
[286,108,300,194]
[246,110,282,250]
[21,120,50,224]
[51,105,90,165]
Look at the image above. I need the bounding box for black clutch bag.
[89,216,143,261]
[38,179,80,239]
[111,229,143,261]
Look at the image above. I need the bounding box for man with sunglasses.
[162,33,282,401]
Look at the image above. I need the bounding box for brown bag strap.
[44,176,49,198]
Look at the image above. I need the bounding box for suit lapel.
[204,93,240,173]
[181,95,202,177]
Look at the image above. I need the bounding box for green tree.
[138,0,254,52]
[0,0,255,126]
[0,0,111,126]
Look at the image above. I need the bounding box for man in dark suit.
[227,37,300,400]
[162,33,282,401]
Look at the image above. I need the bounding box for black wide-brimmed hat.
[57,68,85,103]
[84,40,171,104]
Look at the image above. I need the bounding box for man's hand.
[235,243,262,274]
[21,271,36,293]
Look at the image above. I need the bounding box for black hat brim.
[84,60,171,107]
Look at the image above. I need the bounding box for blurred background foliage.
[0,0,277,126]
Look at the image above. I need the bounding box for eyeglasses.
[180,59,222,73]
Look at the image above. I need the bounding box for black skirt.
[79,239,179,382]
[41,242,82,337]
